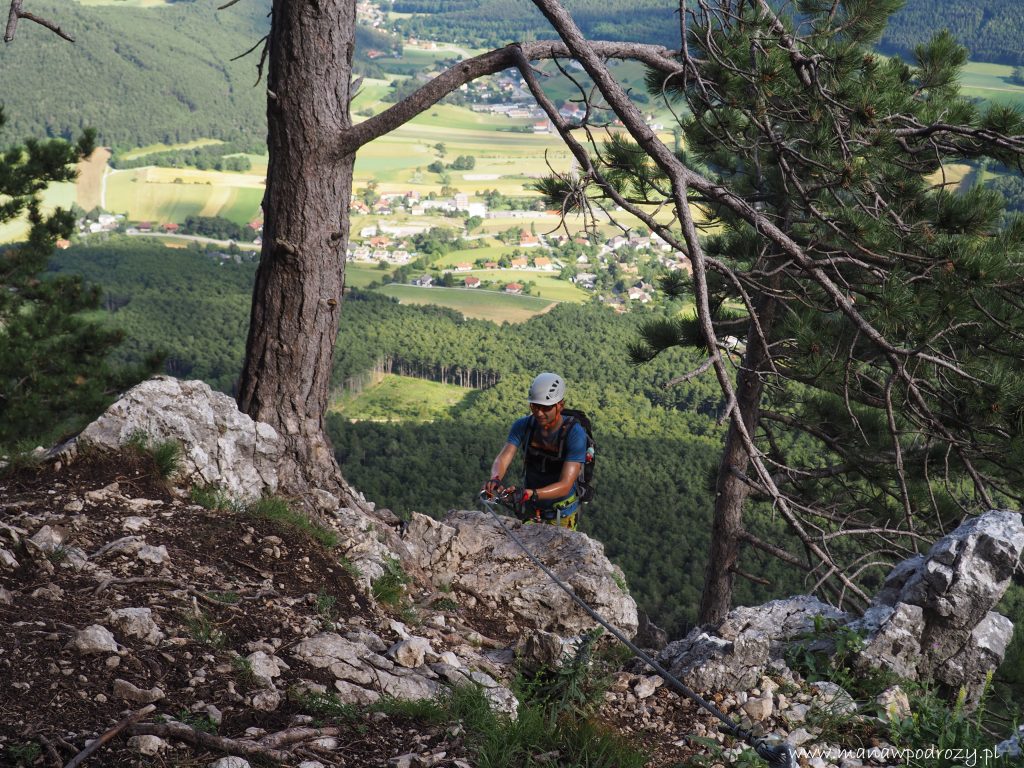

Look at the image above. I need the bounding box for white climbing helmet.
[528,372,565,405]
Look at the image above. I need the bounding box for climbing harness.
[487,486,578,529]
[478,492,797,768]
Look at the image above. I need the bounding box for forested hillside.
[392,0,678,49]
[881,0,1024,65]
[0,1,398,148]
[49,238,807,633]
[391,0,1024,65]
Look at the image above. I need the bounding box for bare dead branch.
[339,40,682,155]
[5,0,73,42]
[64,705,155,768]
[126,721,297,764]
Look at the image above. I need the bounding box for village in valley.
[20,0,701,323]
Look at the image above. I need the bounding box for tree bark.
[698,292,777,626]
[236,0,359,502]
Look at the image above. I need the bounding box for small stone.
[106,656,121,668]
[28,525,65,553]
[209,759,251,768]
[785,702,809,722]
[128,735,167,756]
[0,587,12,605]
[741,695,773,722]
[64,499,84,512]
[634,676,663,699]
[122,516,150,531]
[0,548,20,570]
[247,650,287,683]
[108,607,165,645]
[95,693,108,703]
[787,727,814,746]
[72,625,120,654]
[389,637,431,669]
[137,544,169,564]
[112,678,165,704]
[32,583,65,601]
[252,688,282,712]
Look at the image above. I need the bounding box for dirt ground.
[0,451,714,767]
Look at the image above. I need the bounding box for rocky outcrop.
[79,376,282,499]
[658,512,1022,707]
[851,510,1024,701]
[402,509,638,639]
[658,596,848,692]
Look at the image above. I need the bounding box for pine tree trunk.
[698,293,778,626]
[236,0,360,503]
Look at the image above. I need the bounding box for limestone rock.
[658,596,847,693]
[403,510,638,638]
[79,376,283,499]
[28,525,66,554]
[136,543,169,564]
[247,650,288,685]
[108,607,165,645]
[515,630,565,673]
[741,694,773,722]
[0,547,20,570]
[73,625,120,654]
[252,688,281,711]
[853,510,1024,701]
[112,678,165,704]
[127,735,167,756]
[876,686,911,721]
[390,637,431,669]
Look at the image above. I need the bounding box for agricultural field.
[0,180,76,242]
[345,264,392,289]
[329,373,472,422]
[376,284,557,322]
[458,270,586,302]
[958,61,1024,109]
[102,166,265,225]
[6,53,1018,253]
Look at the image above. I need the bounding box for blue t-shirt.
[507,415,587,515]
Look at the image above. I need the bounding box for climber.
[481,372,587,529]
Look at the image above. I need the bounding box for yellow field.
[927,163,973,190]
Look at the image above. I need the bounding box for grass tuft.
[371,556,411,608]
[245,496,339,549]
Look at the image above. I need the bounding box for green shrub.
[372,556,411,607]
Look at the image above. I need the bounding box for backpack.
[523,408,596,504]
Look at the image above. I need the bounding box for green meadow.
[345,264,392,288]
[329,373,471,421]
[376,284,557,322]
[457,270,587,302]
[958,61,1024,108]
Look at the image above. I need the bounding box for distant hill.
[0,0,399,149]
[882,0,1024,65]
[391,0,1024,65]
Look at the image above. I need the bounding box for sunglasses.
[530,402,558,413]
